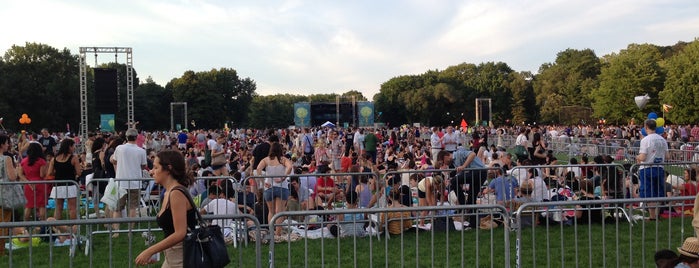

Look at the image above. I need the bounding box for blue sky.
[1,0,698,98]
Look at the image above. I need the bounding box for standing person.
[135,150,196,267]
[0,134,17,257]
[38,128,57,154]
[47,139,81,222]
[302,128,315,158]
[90,137,108,218]
[636,119,669,221]
[453,146,488,227]
[443,126,458,153]
[111,128,148,237]
[210,135,227,176]
[251,132,276,176]
[256,143,292,236]
[364,129,378,164]
[430,127,443,165]
[344,127,354,156]
[328,130,343,172]
[18,142,48,221]
[353,128,364,155]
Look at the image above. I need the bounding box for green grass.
[1,215,693,267]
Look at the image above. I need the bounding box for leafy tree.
[534,49,601,123]
[248,94,307,128]
[341,90,368,101]
[167,68,255,129]
[507,71,536,125]
[134,77,172,130]
[0,42,80,132]
[592,44,665,124]
[660,39,699,124]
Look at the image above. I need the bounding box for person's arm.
[71,155,82,178]
[456,152,477,172]
[4,156,16,181]
[135,189,191,265]
[46,159,55,179]
[425,180,436,206]
[256,157,267,174]
[17,165,26,181]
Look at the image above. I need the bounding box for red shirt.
[340,156,352,172]
[314,176,335,196]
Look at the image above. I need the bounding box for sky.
[1,0,698,99]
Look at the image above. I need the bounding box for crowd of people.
[1,119,699,266]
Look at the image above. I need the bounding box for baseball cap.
[125,128,139,137]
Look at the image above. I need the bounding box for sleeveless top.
[157,186,197,238]
[358,183,371,208]
[264,158,288,189]
[54,155,76,182]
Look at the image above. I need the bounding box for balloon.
[648,112,658,119]
[656,126,664,135]
[26,118,31,124]
[641,128,647,136]
[655,118,665,127]
[21,113,28,118]
[18,118,23,124]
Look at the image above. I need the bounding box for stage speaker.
[94,68,118,114]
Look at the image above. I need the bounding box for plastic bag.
[100,178,126,210]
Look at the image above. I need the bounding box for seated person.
[314,166,338,208]
[236,177,257,214]
[574,179,609,224]
[379,190,413,235]
[200,185,241,237]
[329,191,366,238]
[290,176,314,210]
[485,165,519,204]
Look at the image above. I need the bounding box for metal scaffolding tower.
[78,47,134,142]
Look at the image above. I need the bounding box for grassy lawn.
[1,211,694,267]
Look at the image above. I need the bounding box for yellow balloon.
[656,118,665,127]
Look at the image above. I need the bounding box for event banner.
[357,102,374,127]
[100,114,115,132]
[294,102,311,127]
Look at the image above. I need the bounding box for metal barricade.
[268,204,511,268]
[514,196,694,268]
[0,213,263,268]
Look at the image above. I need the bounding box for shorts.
[639,167,665,198]
[263,187,290,202]
[211,164,225,171]
[178,143,187,150]
[50,185,79,199]
[331,159,341,171]
[117,189,141,211]
[163,242,183,267]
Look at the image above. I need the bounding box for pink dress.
[21,158,48,208]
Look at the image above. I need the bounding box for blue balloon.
[655,126,664,135]
[648,112,658,119]
[641,128,647,136]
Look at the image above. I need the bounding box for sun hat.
[678,237,699,258]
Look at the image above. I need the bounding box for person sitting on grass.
[314,165,338,209]
[200,185,241,240]
[329,191,366,238]
[379,189,413,235]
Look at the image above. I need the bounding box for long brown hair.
[157,149,194,187]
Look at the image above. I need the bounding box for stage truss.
[79,47,134,142]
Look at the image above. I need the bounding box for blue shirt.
[452,146,485,169]
[489,176,519,201]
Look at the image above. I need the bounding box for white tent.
[321,121,335,128]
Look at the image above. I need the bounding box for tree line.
[0,40,697,133]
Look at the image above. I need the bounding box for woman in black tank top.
[47,139,81,222]
[135,150,195,267]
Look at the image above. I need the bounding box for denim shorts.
[263,187,290,202]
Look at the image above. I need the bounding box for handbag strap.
[172,185,207,229]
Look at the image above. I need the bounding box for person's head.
[153,149,193,187]
[677,237,699,267]
[208,185,222,198]
[268,142,283,159]
[645,119,657,132]
[56,138,75,156]
[520,180,533,196]
[436,150,452,166]
[580,179,594,194]
[655,249,678,268]
[91,137,106,154]
[26,142,45,165]
[686,168,697,182]
[346,190,358,206]
[125,128,138,142]
[409,173,423,187]
[528,168,539,178]
[569,158,578,165]
[41,128,50,137]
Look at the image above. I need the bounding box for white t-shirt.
[114,142,147,189]
[515,134,528,146]
[204,198,239,236]
[207,138,217,151]
[639,133,668,169]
